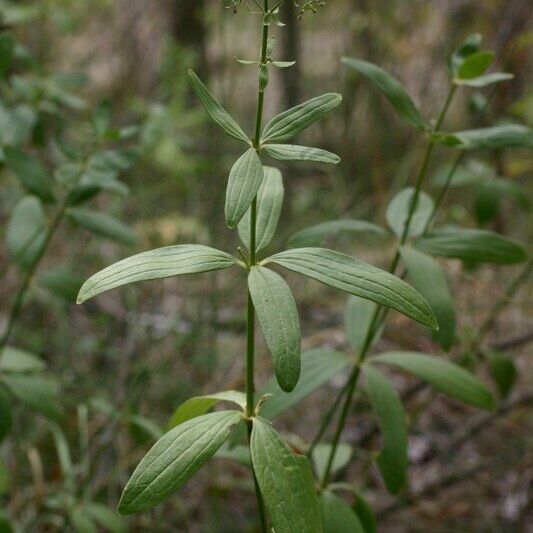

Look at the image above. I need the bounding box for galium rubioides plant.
[76,1,445,530]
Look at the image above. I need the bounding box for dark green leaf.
[363,365,407,494]
[439,125,533,150]
[353,491,377,533]
[0,33,15,78]
[400,246,455,350]
[250,417,323,533]
[450,33,482,76]
[320,491,365,533]
[67,208,137,246]
[128,415,163,445]
[188,69,250,143]
[225,148,264,229]
[415,228,527,265]
[260,348,350,419]
[238,166,284,252]
[456,51,494,80]
[312,443,352,480]
[249,266,301,392]
[486,351,517,398]
[77,245,237,303]
[118,410,242,515]
[386,188,434,239]
[342,57,426,131]
[261,93,342,143]
[264,144,340,164]
[268,248,438,329]
[39,268,83,303]
[370,352,494,410]
[0,387,12,444]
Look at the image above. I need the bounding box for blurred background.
[0,0,531,531]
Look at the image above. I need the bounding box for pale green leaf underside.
[320,490,365,533]
[77,245,237,303]
[267,248,438,329]
[342,57,426,131]
[168,391,246,429]
[261,93,342,143]
[363,365,407,494]
[264,144,340,165]
[248,266,301,392]
[238,166,284,252]
[289,219,388,248]
[400,246,455,351]
[188,69,250,144]
[415,228,526,265]
[0,347,45,373]
[455,72,513,88]
[439,124,533,150]
[386,187,434,240]
[370,352,494,410]
[118,410,242,515]
[260,348,349,419]
[344,295,381,354]
[251,417,323,533]
[312,443,352,480]
[225,148,264,229]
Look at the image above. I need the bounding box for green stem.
[319,84,457,488]
[245,3,270,531]
[0,200,67,353]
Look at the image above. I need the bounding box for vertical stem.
[319,84,457,488]
[245,3,270,531]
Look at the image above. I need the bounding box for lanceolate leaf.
[225,148,264,228]
[386,188,434,240]
[250,417,323,533]
[118,411,242,515]
[312,443,352,480]
[267,248,438,329]
[342,57,426,131]
[439,124,533,150]
[260,348,350,419]
[261,93,342,143]
[486,351,517,398]
[344,296,381,354]
[264,144,340,165]
[363,365,408,494]
[238,166,284,252]
[400,246,455,351]
[289,219,388,248]
[4,147,55,202]
[67,208,137,246]
[168,391,246,429]
[353,491,377,533]
[320,490,365,533]
[0,387,12,444]
[188,70,250,144]
[77,245,237,303]
[0,347,45,373]
[370,352,494,410]
[415,228,526,265]
[248,266,301,392]
[456,72,513,88]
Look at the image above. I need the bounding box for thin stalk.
[319,84,457,488]
[244,3,270,531]
[0,200,67,353]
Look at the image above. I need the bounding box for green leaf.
[289,219,388,248]
[0,374,60,418]
[386,188,434,239]
[267,248,438,329]
[0,347,45,373]
[69,507,97,533]
[0,103,36,147]
[450,33,482,76]
[249,266,301,392]
[238,166,284,252]
[5,195,46,270]
[456,72,514,88]
[312,443,352,480]
[128,415,163,445]
[77,245,236,304]
[264,144,340,165]
[456,51,494,80]
[320,491,365,533]
[118,410,242,515]
[85,503,126,533]
[0,458,10,496]
[260,348,350,419]
[0,387,12,444]
[353,491,377,533]
[342,57,426,131]
[400,246,455,351]
[486,351,517,398]
[261,93,342,143]
[188,69,250,144]
[0,33,15,78]
[363,365,408,494]
[225,148,264,229]
[168,391,246,429]
[4,147,55,202]
[39,267,83,303]
[67,208,137,246]
[344,296,381,354]
[415,228,527,265]
[370,352,494,410]
[439,125,533,150]
[250,417,323,533]
[88,148,139,173]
